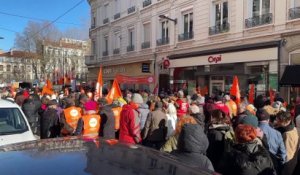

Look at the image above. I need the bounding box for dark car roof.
[0,137,213,175]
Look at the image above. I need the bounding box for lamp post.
[158,15,177,24]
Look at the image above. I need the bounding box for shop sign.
[208,55,222,64]
[116,74,155,84]
[103,67,126,75]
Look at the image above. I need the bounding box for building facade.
[42,38,89,85]
[0,50,40,86]
[87,0,300,100]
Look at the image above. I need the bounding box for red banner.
[116,74,155,84]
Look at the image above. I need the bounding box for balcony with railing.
[113,48,120,55]
[209,22,230,35]
[156,37,169,46]
[141,41,151,49]
[178,31,194,41]
[245,13,273,28]
[143,0,152,8]
[103,18,109,24]
[102,51,108,56]
[85,55,96,65]
[127,45,135,52]
[128,6,135,14]
[114,13,121,20]
[289,7,300,20]
[91,23,96,29]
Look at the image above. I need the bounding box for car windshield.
[0,108,28,135]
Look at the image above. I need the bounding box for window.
[127,28,135,51]
[21,66,25,71]
[179,12,193,41]
[0,65,3,71]
[157,20,169,46]
[245,0,272,28]
[104,4,109,18]
[142,23,151,49]
[6,65,11,72]
[252,0,270,17]
[210,1,229,35]
[103,36,109,56]
[113,32,121,54]
[91,11,96,28]
[0,108,29,135]
[115,0,120,13]
[0,74,3,79]
[92,39,96,56]
[289,0,300,20]
[128,0,135,14]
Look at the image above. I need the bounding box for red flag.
[248,84,255,104]
[269,89,275,105]
[106,79,122,104]
[230,76,241,105]
[94,66,103,101]
[200,86,208,96]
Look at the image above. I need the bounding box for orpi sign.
[208,55,222,63]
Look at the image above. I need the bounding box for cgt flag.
[248,84,255,104]
[42,79,54,95]
[94,66,103,101]
[106,78,122,104]
[230,76,241,105]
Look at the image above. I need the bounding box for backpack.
[221,127,235,153]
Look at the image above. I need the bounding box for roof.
[0,99,19,108]
[0,50,37,58]
[43,39,87,50]
[280,65,300,87]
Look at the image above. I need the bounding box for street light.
[159,15,177,24]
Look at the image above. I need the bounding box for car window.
[0,108,28,135]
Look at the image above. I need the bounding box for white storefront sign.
[170,47,278,68]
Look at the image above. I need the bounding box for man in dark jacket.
[40,100,61,139]
[142,101,168,150]
[22,95,41,135]
[172,123,214,172]
[98,98,115,139]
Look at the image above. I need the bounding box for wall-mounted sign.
[163,59,170,69]
[142,63,150,73]
[208,55,222,63]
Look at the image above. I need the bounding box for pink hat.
[84,101,97,111]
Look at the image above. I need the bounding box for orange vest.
[82,114,101,138]
[112,107,122,130]
[63,107,82,131]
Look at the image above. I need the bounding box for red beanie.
[235,124,257,143]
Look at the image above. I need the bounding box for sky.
[0,0,90,52]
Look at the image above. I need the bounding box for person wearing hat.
[74,100,101,138]
[131,93,150,130]
[175,90,189,119]
[60,98,82,136]
[142,101,168,150]
[219,124,275,175]
[40,99,60,139]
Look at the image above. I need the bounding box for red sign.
[208,55,222,63]
[163,59,170,69]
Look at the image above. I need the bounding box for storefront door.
[210,76,224,96]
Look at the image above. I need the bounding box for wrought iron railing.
[143,0,152,8]
[245,13,273,28]
[178,31,194,41]
[289,7,300,20]
[114,13,121,20]
[141,41,151,49]
[127,45,135,52]
[209,22,230,35]
[156,37,169,46]
[103,18,109,24]
[113,48,120,54]
[127,6,136,14]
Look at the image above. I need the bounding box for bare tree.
[14,21,62,80]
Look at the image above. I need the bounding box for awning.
[280,65,300,86]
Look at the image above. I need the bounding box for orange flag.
[94,66,103,101]
[248,84,255,104]
[106,79,122,104]
[46,79,53,90]
[230,76,241,105]
[42,79,54,96]
[200,86,208,96]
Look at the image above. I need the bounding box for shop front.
[87,61,154,91]
[169,45,279,96]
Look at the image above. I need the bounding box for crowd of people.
[1,86,300,175]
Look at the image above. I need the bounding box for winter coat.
[99,105,115,139]
[142,108,168,142]
[137,103,150,130]
[40,108,60,139]
[160,135,178,153]
[206,124,232,171]
[119,104,141,144]
[22,99,41,135]
[171,124,214,172]
[218,141,275,175]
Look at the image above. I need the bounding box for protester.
[131,93,149,130]
[171,123,214,172]
[163,96,177,138]
[175,90,189,119]
[142,101,168,150]
[275,111,299,175]
[60,98,82,136]
[219,124,275,175]
[75,100,101,138]
[98,97,115,139]
[22,95,41,136]
[40,99,61,139]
